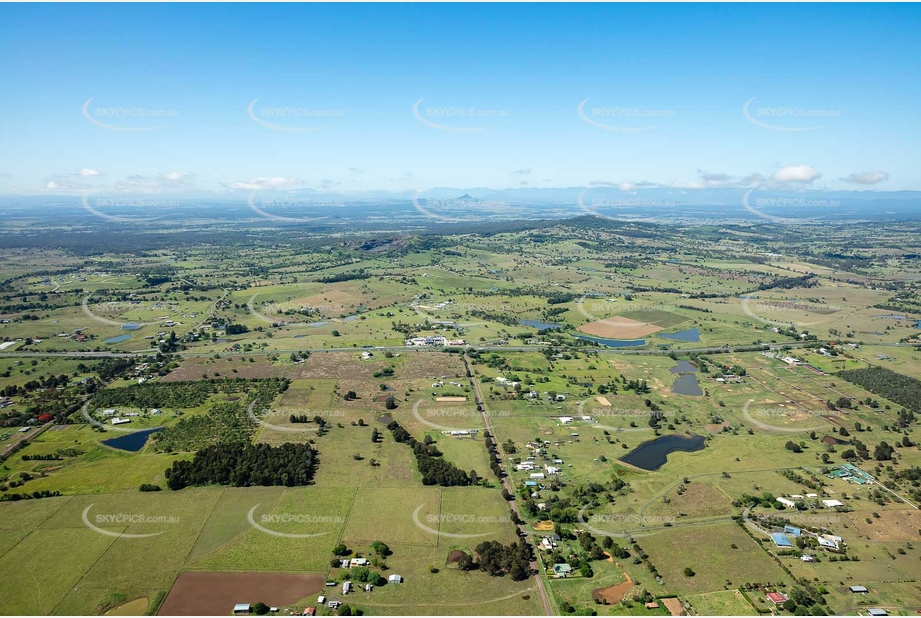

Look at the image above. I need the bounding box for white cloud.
[511,169,531,175]
[230,177,302,191]
[46,181,59,189]
[841,171,889,185]
[161,171,183,181]
[770,164,821,185]
[78,168,101,177]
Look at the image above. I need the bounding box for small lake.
[620,433,706,470]
[520,319,562,330]
[660,327,700,342]
[670,360,698,374]
[121,322,142,331]
[671,374,703,396]
[104,334,132,344]
[574,335,645,348]
[308,321,328,328]
[102,427,163,452]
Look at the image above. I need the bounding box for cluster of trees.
[165,441,318,490]
[837,366,921,415]
[21,453,60,461]
[386,421,471,486]
[457,540,532,580]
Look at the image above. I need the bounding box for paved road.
[0,341,818,360]
[464,352,554,616]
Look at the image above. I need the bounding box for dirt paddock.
[578,317,662,339]
[158,572,324,616]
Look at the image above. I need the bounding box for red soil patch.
[578,316,662,339]
[158,572,323,616]
[447,550,467,563]
[592,573,635,604]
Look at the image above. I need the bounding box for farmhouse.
[777,497,796,508]
[552,563,572,578]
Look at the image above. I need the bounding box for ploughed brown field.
[158,572,324,616]
[578,316,662,339]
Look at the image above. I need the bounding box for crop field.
[2,218,921,616]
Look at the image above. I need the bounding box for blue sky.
[1,3,919,196]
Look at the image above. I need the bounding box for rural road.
[464,352,554,616]
[0,341,819,360]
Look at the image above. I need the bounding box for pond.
[520,319,562,330]
[121,322,142,331]
[660,327,700,342]
[103,334,132,344]
[670,360,698,374]
[671,374,703,396]
[574,335,645,348]
[102,427,163,452]
[620,433,706,470]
